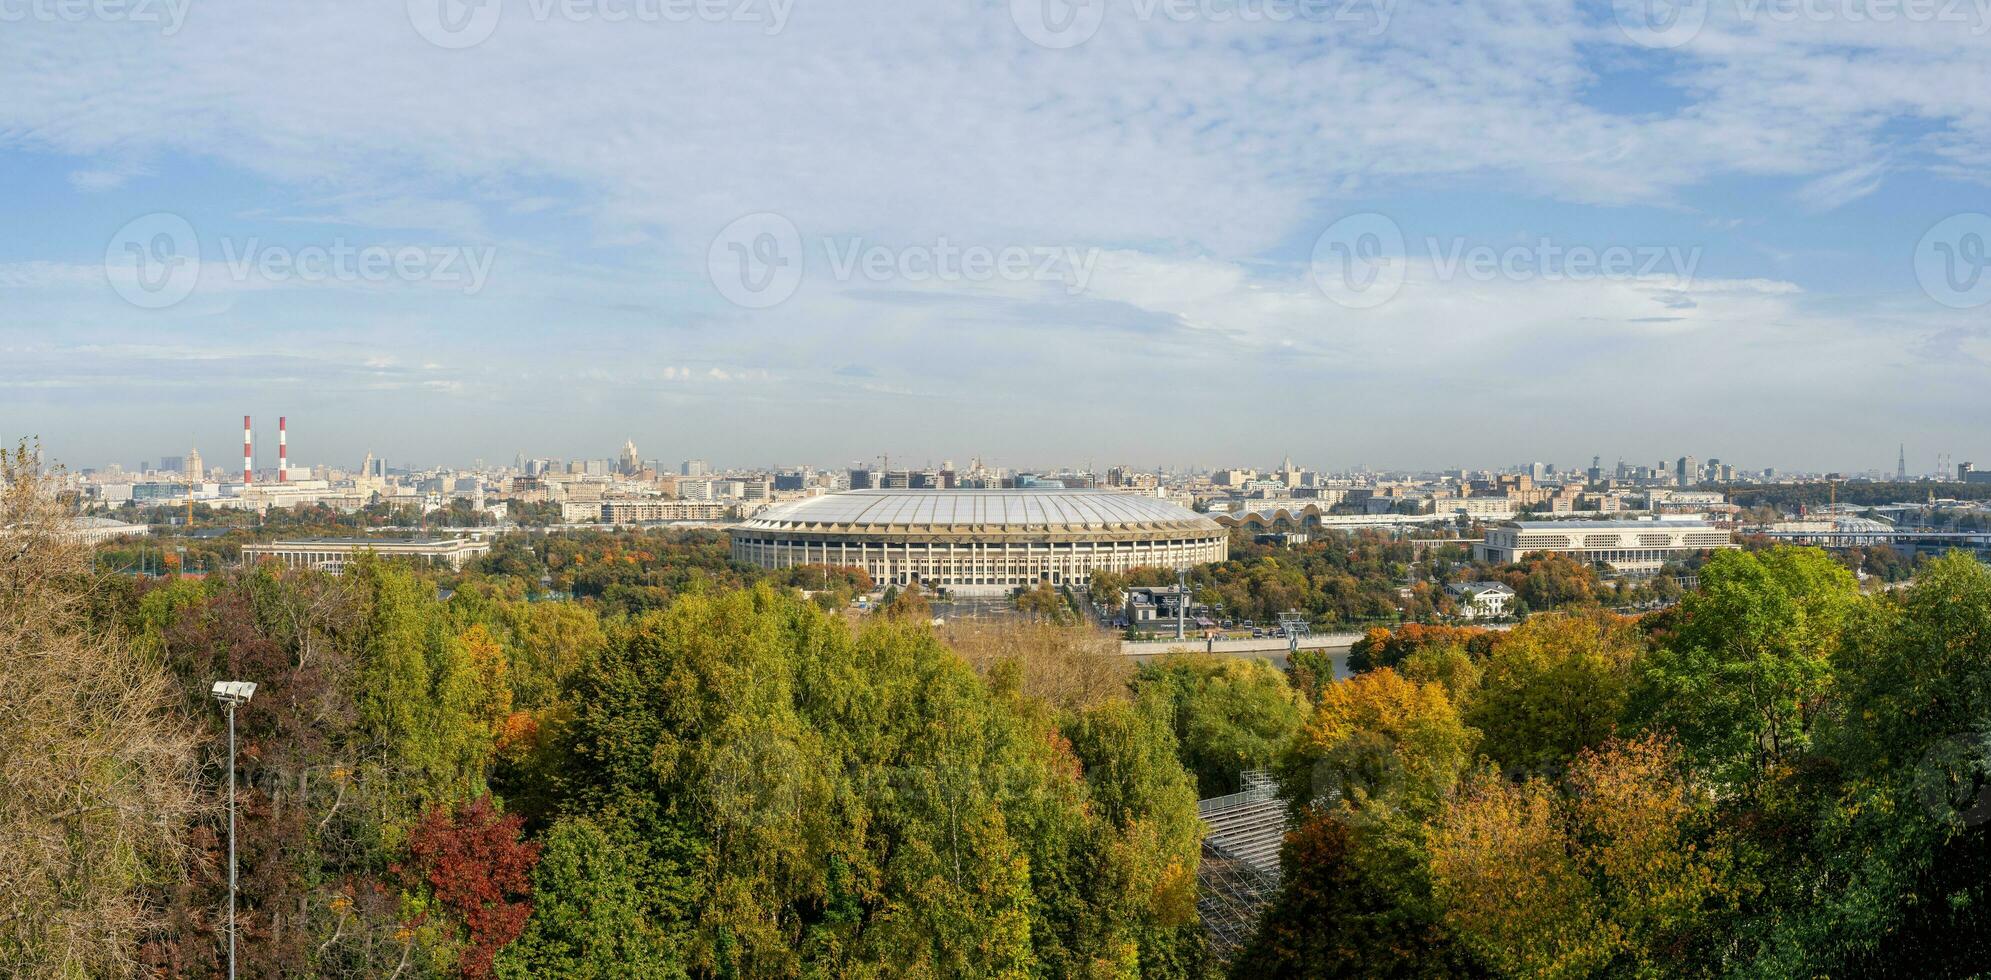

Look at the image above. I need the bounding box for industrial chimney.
[243,415,253,485]
[279,416,288,482]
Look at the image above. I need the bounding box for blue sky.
[2,0,1987,473]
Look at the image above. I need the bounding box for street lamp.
[211,681,256,980]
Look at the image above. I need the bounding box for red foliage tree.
[403,795,541,979]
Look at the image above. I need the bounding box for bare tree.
[0,440,201,977]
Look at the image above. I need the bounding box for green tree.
[1466,612,1646,775]
[497,817,681,979]
[1133,653,1306,796]
[1630,546,1861,792]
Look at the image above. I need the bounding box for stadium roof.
[744,489,1220,532]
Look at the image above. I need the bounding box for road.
[1119,622,1519,680]
[1119,632,1368,679]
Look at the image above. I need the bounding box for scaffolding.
[1196,771,1288,961]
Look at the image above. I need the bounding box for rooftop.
[743,489,1219,531]
[1510,519,1715,531]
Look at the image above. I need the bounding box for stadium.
[730,489,1228,594]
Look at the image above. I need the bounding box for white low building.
[1474,519,1736,574]
[1446,580,1515,619]
[242,536,491,574]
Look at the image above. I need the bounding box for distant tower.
[242,415,253,485]
[279,416,289,482]
[185,447,203,483]
[1897,443,1907,481]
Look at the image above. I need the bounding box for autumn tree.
[404,795,541,980]
[0,442,200,977]
[1429,736,1732,978]
[1280,667,1478,819]
[1466,611,1646,775]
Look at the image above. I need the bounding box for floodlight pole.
[211,681,254,980]
[1176,567,1188,640]
[226,696,238,980]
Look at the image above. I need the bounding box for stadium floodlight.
[211,680,256,980]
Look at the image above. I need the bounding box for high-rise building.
[1677,456,1698,487]
[185,448,204,482]
[681,459,711,477]
[619,440,641,476]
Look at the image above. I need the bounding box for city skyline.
[47,419,1980,481]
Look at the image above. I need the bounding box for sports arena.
[730,489,1228,594]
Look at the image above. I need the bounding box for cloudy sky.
[2,0,1987,473]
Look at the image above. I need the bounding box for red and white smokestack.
[278,416,288,482]
[243,415,253,485]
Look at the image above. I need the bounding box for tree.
[1232,807,1472,979]
[875,580,932,621]
[1348,623,1497,674]
[1429,736,1732,978]
[496,817,680,979]
[1466,612,1646,775]
[1015,581,1076,624]
[1280,667,1478,819]
[348,556,498,808]
[1133,653,1306,796]
[1630,546,1861,792]
[554,585,1210,976]
[0,442,200,977]
[404,795,541,980]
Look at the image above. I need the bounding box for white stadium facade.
[730,489,1228,594]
